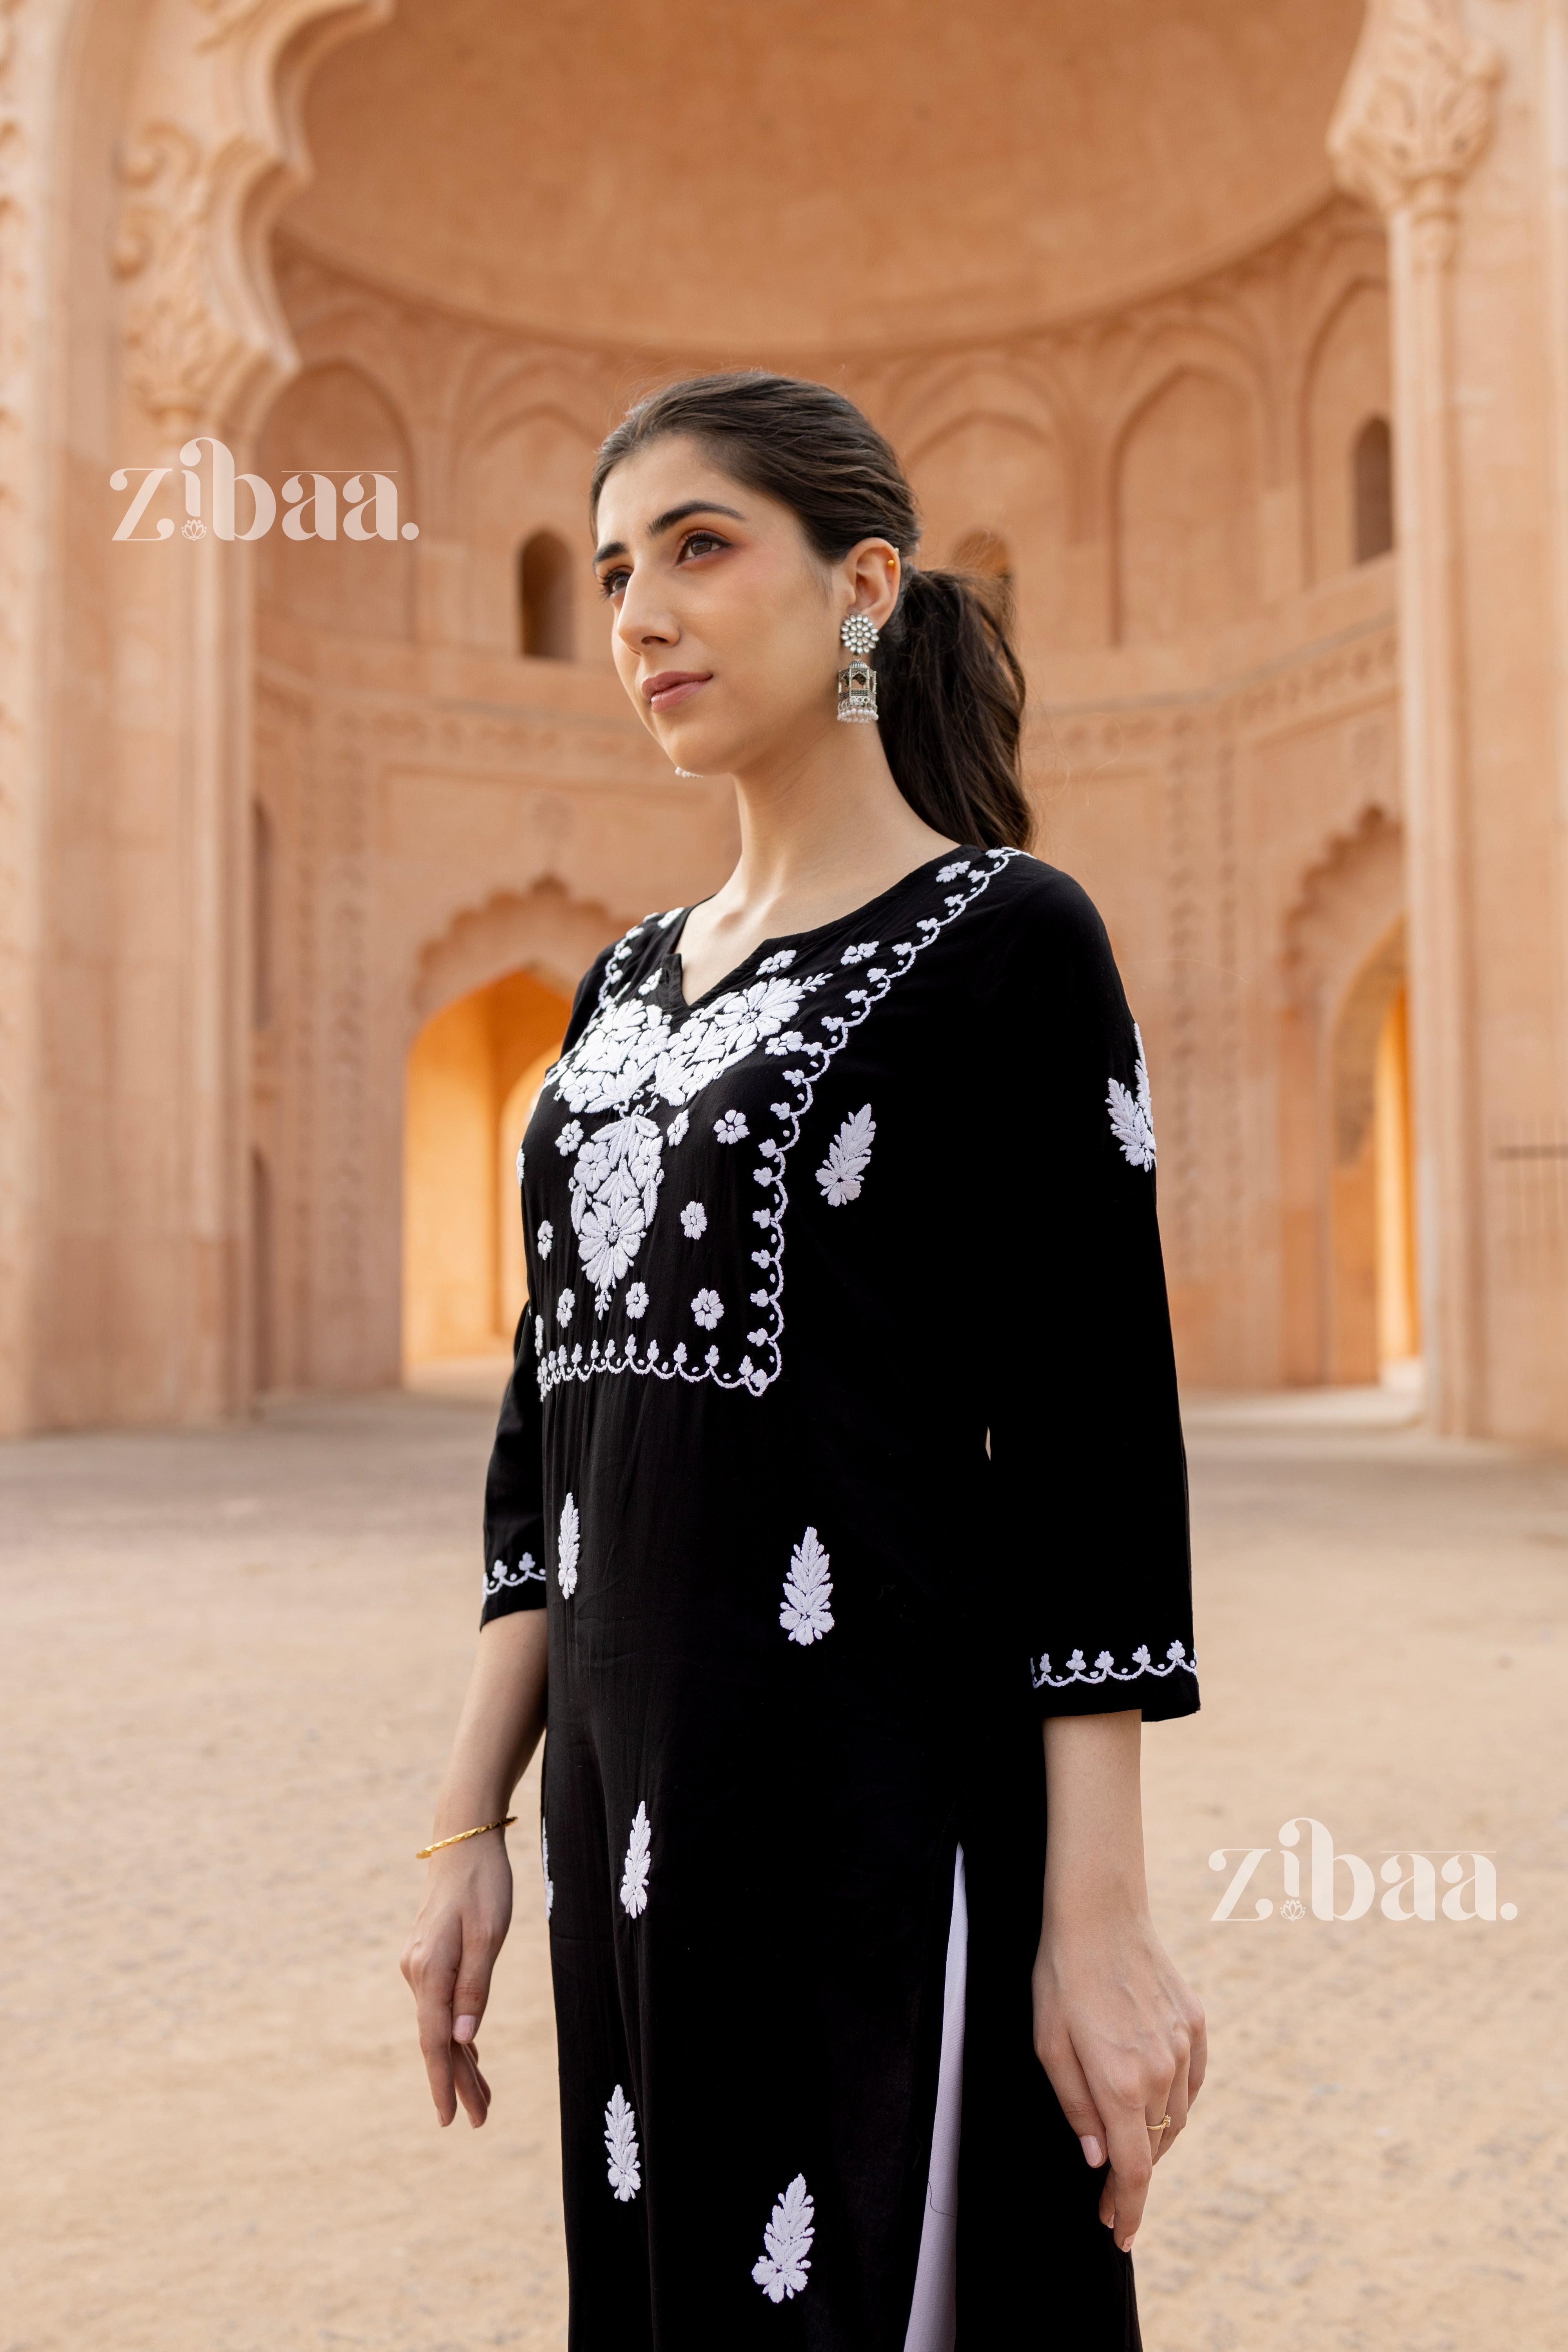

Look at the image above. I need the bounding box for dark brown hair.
[590,371,1033,851]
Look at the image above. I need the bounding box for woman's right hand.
[400,1831,515,2127]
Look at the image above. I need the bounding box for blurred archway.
[402,968,569,1369]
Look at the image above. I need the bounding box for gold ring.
[1148,2114,1172,2134]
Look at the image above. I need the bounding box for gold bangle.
[416,1814,515,1860]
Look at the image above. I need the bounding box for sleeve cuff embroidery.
[484,1552,545,1601]
[1031,1638,1195,1691]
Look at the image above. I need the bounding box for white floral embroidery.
[680,1200,707,1238]
[637,975,660,995]
[515,1143,525,1185]
[753,2174,814,2303]
[757,948,797,974]
[935,859,973,882]
[625,1280,649,1319]
[1107,1024,1156,1170]
[619,1802,651,1918]
[780,1527,834,1644]
[542,1824,554,1922]
[557,1494,580,1598]
[535,855,1018,1401]
[816,1104,876,1206]
[483,1552,544,1601]
[713,1109,749,1143]
[554,975,809,1118]
[569,1114,664,1312]
[840,940,879,965]
[1031,1638,1196,1691]
[667,1109,689,1143]
[536,1220,554,1260]
[604,2085,641,2202]
[691,1288,723,1330]
[556,1120,583,1156]
[556,1288,575,1327]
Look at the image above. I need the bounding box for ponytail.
[590,371,1034,852]
[876,566,1031,851]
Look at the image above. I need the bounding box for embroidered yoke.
[482,847,1198,2350]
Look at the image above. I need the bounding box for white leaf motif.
[557,1493,580,1598]
[619,1801,651,1918]
[1107,1024,1157,1169]
[816,1103,876,1206]
[753,2173,814,2302]
[780,1526,834,1644]
[604,2085,641,2201]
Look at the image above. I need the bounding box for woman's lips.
[642,671,710,715]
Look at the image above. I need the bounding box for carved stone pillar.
[1328,0,1502,1433]
[87,0,390,1421]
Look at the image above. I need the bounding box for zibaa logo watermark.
[111,437,419,544]
[1209,1816,1518,1922]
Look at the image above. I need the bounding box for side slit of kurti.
[904,1846,967,2352]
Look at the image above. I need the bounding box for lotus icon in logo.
[1281,1897,1306,1921]
[181,518,206,539]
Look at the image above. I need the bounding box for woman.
[401,372,1205,2350]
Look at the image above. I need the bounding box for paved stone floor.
[2,1379,1565,2351]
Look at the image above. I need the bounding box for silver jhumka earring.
[837,612,880,723]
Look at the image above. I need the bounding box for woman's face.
[592,433,898,778]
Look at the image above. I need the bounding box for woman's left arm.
[1031,1710,1207,2252]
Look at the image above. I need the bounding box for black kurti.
[481,846,1197,2350]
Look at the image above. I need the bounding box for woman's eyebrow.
[593,501,746,566]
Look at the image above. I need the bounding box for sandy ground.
[2,1374,1565,2352]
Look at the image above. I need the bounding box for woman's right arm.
[400,1607,548,2127]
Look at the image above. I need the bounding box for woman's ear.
[841,539,902,635]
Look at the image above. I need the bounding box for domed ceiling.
[284,0,1367,349]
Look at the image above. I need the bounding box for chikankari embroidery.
[534,850,1018,1402]
[1107,1024,1156,1170]
[604,2085,641,2201]
[816,1104,875,1205]
[619,1802,651,1918]
[780,1527,834,1644]
[753,2174,814,2302]
[483,1552,544,1602]
[1031,1638,1195,1691]
[557,1494,581,1599]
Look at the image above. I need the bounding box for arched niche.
[520,529,575,660]
[1114,369,1261,644]
[1303,280,1392,581]
[906,412,1065,651]
[255,361,417,639]
[410,879,623,1043]
[461,409,597,657]
[1353,416,1394,564]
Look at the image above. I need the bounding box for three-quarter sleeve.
[982,866,1198,1723]
[480,1307,548,1625]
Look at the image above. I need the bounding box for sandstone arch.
[410,881,624,1041]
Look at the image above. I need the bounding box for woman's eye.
[679,530,726,561]
[599,566,630,599]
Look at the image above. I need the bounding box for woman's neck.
[673,730,957,1004]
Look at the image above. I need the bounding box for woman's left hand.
[1031,1897,1207,2251]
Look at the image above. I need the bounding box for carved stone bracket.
[1328,0,1502,220]
[111,0,393,428]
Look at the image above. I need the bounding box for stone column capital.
[1328,0,1502,222]
[110,0,392,430]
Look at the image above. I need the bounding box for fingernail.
[1080,2135,1105,2168]
[1119,2233,1136,2253]
[454,2016,477,2044]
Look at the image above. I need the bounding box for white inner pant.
[902,1845,967,2352]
